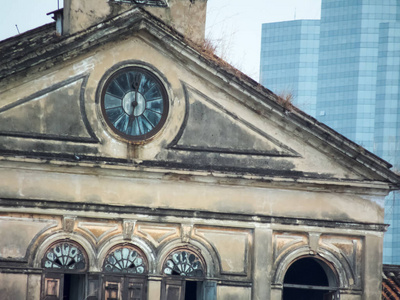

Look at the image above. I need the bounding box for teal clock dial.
[101,67,169,141]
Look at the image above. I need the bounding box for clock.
[101,67,169,141]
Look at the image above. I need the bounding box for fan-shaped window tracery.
[103,246,147,274]
[43,241,86,271]
[163,249,205,277]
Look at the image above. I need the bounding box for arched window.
[102,245,148,300]
[163,249,204,277]
[161,248,211,300]
[43,242,86,271]
[104,246,147,274]
[282,257,339,300]
[41,241,88,300]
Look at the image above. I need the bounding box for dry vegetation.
[276,91,295,110]
[193,36,246,79]
[201,38,218,57]
[185,32,297,112]
[198,39,298,111]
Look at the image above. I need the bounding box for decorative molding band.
[0,198,388,232]
[112,0,168,7]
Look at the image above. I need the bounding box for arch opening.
[102,244,148,300]
[103,245,148,275]
[162,248,206,300]
[282,257,339,300]
[41,240,88,300]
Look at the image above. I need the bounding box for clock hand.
[131,73,142,114]
[133,89,138,109]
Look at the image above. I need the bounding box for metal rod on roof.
[15,25,20,34]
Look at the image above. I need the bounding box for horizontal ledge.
[0,152,393,194]
[0,198,388,232]
[283,283,338,291]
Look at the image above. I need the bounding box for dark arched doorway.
[282,257,340,300]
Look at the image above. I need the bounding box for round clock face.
[101,67,169,141]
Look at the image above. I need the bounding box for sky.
[0,0,321,81]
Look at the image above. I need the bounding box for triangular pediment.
[169,84,299,157]
[0,7,398,190]
[0,75,97,143]
[150,82,362,181]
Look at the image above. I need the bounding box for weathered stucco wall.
[63,0,207,44]
[217,286,252,300]
[0,34,387,224]
[0,212,384,299]
[0,8,392,300]
[0,273,41,300]
[145,0,207,44]
[0,273,28,300]
[0,163,385,224]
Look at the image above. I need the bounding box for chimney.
[143,0,208,44]
[62,0,113,36]
[47,9,64,35]
[62,0,208,44]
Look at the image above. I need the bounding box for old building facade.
[0,1,399,299]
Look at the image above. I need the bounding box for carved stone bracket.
[123,220,137,240]
[308,232,321,254]
[63,216,77,233]
[181,224,193,243]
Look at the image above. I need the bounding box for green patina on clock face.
[101,67,169,141]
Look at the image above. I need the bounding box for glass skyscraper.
[260,20,320,117]
[317,0,398,150]
[375,22,400,262]
[260,0,400,264]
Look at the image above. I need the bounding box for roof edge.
[0,7,399,189]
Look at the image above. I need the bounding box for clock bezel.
[99,65,170,142]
